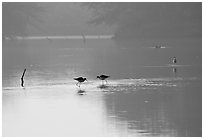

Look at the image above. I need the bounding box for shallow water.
[2,38,202,136]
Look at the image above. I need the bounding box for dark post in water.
[21,69,26,87]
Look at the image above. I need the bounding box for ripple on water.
[3,77,199,95]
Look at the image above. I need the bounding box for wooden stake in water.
[21,69,26,87]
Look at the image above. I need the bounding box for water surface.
[2,37,202,136]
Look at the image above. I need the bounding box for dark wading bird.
[97,75,110,85]
[74,77,87,87]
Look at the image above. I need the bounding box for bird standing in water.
[173,56,177,64]
[82,34,86,44]
[97,75,110,85]
[74,77,87,87]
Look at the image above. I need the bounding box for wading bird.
[173,56,177,64]
[97,75,110,84]
[82,34,86,44]
[74,77,87,87]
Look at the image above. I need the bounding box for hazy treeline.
[2,3,201,40]
[83,3,201,39]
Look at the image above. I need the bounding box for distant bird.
[82,34,86,44]
[173,56,177,64]
[74,77,87,87]
[46,36,52,42]
[155,45,161,48]
[97,75,110,84]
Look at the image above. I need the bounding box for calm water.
[2,38,202,136]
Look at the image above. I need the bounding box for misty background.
[2,2,202,79]
[2,2,202,137]
[2,3,113,37]
[3,2,201,39]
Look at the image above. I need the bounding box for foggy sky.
[27,3,114,36]
[84,2,201,38]
[3,2,201,38]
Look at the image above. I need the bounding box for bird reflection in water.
[98,84,109,89]
[173,68,177,78]
[77,89,86,95]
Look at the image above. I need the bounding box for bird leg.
[76,82,79,87]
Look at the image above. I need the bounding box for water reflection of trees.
[2,3,44,38]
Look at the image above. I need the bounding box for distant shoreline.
[4,35,115,40]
